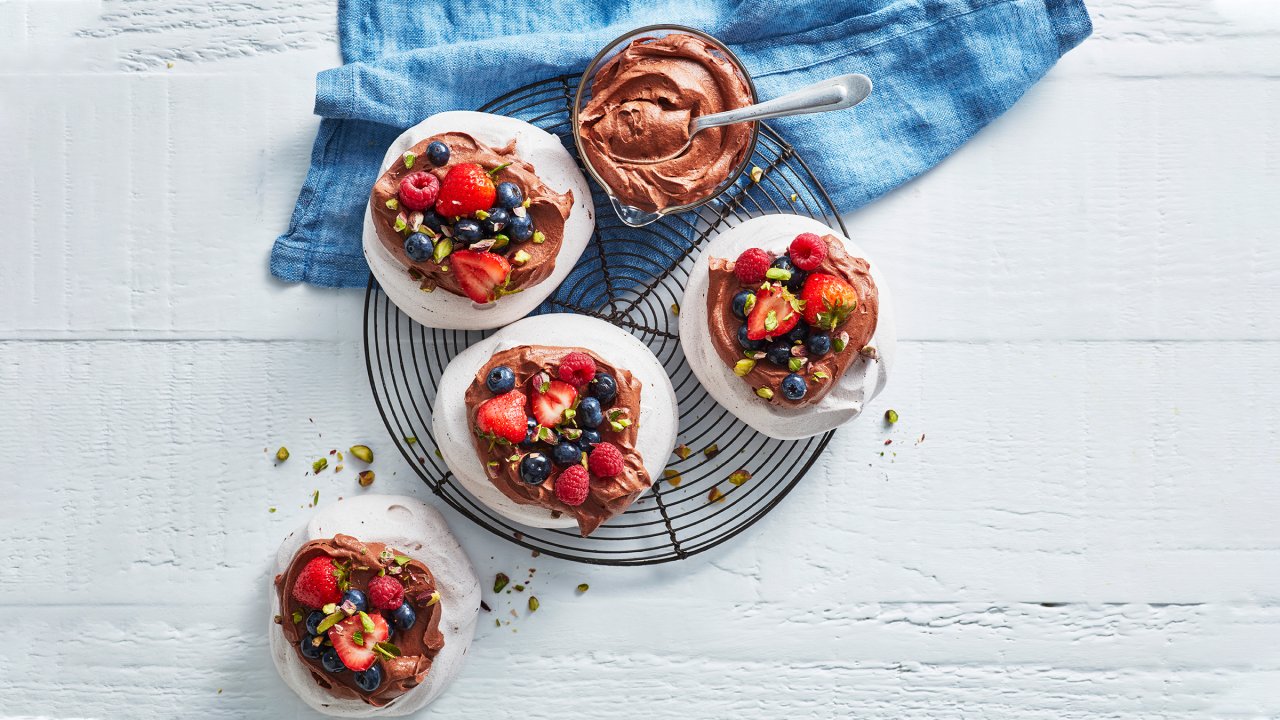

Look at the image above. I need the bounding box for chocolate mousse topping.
[706,236,879,406]
[275,535,445,707]
[369,131,573,297]
[578,33,754,212]
[463,345,650,536]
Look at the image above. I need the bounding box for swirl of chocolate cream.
[578,33,754,212]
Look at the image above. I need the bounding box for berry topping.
[765,343,792,366]
[436,163,497,217]
[579,428,603,447]
[420,209,445,234]
[482,207,510,236]
[733,247,772,284]
[588,372,617,405]
[485,365,516,394]
[745,284,801,341]
[550,439,582,467]
[453,218,484,244]
[321,647,345,673]
[495,182,524,209]
[531,379,577,428]
[554,464,590,506]
[731,289,755,320]
[292,556,342,608]
[403,232,434,262]
[577,396,603,429]
[299,634,324,659]
[451,249,512,304]
[789,233,827,271]
[342,589,368,613]
[806,332,832,356]
[367,575,404,611]
[770,255,806,291]
[785,323,809,345]
[398,171,440,211]
[799,273,858,330]
[475,390,530,444]
[390,603,417,632]
[426,140,450,167]
[355,664,384,692]
[507,214,534,241]
[520,417,539,447]
[737,325,764,351]
[781,373,808,401]
[558,352,597,386]
[587,442,624,478]
[327,612,390,673]
[520,452,552,485]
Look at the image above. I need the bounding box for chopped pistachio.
[384,197,399,210]
[728,469,752,486]
[763,310,778,331]
[742,292,757,314]
[885,409,899,424]
[708,487,725,503]
[860,345,879,360]
[671,302,680,316]
[811,371,829,383]
[433,237,453,263]
[269,507,277,513]
[333,464,344,473]
[494,573,510,593]
[352,630,364,646]
[577,583,589,593]
[609,418,632,432]
[790,193,799,202]
[522,198,532,209]
[423,591,441,607]
[291,610,303,624]
[531,230,546,244]
[756,387,775,400]
[349,445,373,463]
[833,336,848,353]
[513,584,525,592]
[323,602,337,615]
[311,457,327,473]
[765,267,792,282]
[402,151,416,169]
[405,436,417,444]
[750,166,763,182]
[703,444,720,459]
[512,249,532,265]
[674,444,692,460]
[528,596,540,612]
[316,611,345,634]
[662,468,682,487]
[788,357,807,372]
[312,490,320,506]
[394,555,411,566]
[357,470,375,487]
[734,359,756,377]
[474,209,490,220]
[276,447,290,462]
[393,214,407,233]
[491,234,509,251]
[359,611,375,634]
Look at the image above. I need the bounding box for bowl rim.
[571,24,761,223]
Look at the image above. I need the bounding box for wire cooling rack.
[365,74,843,565]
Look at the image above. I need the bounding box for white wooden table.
[3,1,1278,717]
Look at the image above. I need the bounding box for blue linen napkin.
[271,0,1090,288]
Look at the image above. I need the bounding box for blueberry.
[579,428,602,447]
[771,255,794,274]
[731,289,755,320]
[482,207,510,236]
[578,397,603,429]
[520,453,551,485]
[453,219,483,244]
[520,418,539,448]
[421,209,444,234]
[786,269,807,292]
[321,647,346,673]
[403,233,433,262]
[781,373,808,401]
[765,343,792,367]
[589,373,617,405]
[342,589,368,613]
[737,325,764,351]
[486,366,516,394]
[507,214,534,242]
[390,603,417,632]
[550,440,582,467]
[299,634,324,660]
[354,664,383,692]
[806,332,832,356]
[785,324,809,345]
[305,611,326,635]
[426,141,450,167]
[495,182,523,209]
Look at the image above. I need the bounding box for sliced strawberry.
[328,612,390,672]
[476,390,529,444]
[451,250,511,304]
[531,379,578,428]
[799,273,858,330]
[745,283,801,341]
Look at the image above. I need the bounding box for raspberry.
[587,442,624,478]
[558,352,597,386]
[366,574,405,611]
[554,465,590,506]
[398,171,440,211]
[789,233,827,271]
[291,556,342,608]
[733,248,772,284]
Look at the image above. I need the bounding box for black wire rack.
[364,74,843,565]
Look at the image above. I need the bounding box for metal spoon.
[629,73,873,165]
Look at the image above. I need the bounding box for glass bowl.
[572,25,760,227]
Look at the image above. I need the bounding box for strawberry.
[531,378,577,428]
[745,284,801,341]
[328,612,390,672]
[451,249,511,304]
[291,556,342,608]
[476,390,529,444]
[799,273,858,330]
[435,162,498,217]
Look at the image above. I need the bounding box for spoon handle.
[695,74,874,131]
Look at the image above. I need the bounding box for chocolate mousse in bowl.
[573,25,758,226]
